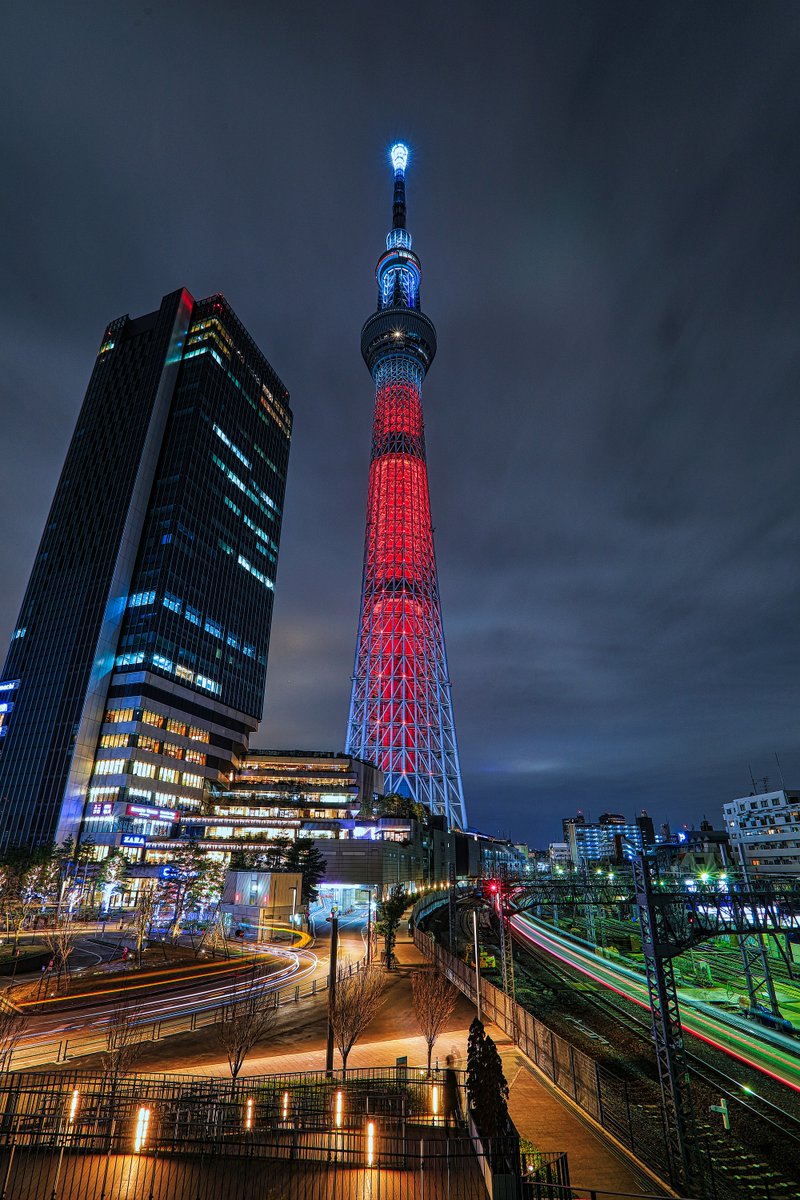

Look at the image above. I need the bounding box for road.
[512,910,800,1094]
[9,905,370,1067]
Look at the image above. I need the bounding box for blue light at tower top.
[390,142,409,173]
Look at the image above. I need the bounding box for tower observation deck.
[346,144,468,831]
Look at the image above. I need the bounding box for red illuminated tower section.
[346,144,467,830]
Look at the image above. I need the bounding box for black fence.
[0,1067,570,1200]
[411,903,673,1186]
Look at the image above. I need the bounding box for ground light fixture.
[245,1097,254,1130]
[366,1121,375,1166]
[134,1107,150,1154]
[67,1089,79,1124]
[431,1085,439,1122]
[334,1090,343,1128]
[282,1091,289,1121]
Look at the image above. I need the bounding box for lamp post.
[291,886,297,928]
[325,913,339,1076]
[472,908,481,1023]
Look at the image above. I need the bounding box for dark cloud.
[2,3,800,844]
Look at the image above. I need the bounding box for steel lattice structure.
[346,145,468,830]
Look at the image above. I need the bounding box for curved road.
[11,906,371,1067]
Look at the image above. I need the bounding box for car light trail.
[511,912,800,1094]
[21,947,319,1046]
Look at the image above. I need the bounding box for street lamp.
[472,908,482,1023]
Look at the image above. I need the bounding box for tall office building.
[0,289,291,856]
[345,144,468,830]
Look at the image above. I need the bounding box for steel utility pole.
[633,853,703,1198]
[497,867,517,1040]
[472,907,482,1023]
[448,862,457,953]
[731,843,782,1018]
[325,913,339,1076]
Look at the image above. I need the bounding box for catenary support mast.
[346,144,468,830]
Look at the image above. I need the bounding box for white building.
[548,842,571,869]
[722,789,800,876]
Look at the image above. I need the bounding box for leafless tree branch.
[216,966,279,1079]
[0,1002,28,1073]
[329,960,386,1070]
[411,968,459,1071]
[103,998,146,1087]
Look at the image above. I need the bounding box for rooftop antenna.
[775,752,786,791]
[748,763,757,794]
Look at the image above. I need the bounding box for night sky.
[3,4,800,847]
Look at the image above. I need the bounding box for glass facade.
[0,291,291,855]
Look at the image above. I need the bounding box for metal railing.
[0,1067,569,1200]
[412,916,674,1187]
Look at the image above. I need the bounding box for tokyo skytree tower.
[345,143,468,831]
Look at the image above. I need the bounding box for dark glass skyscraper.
[0,289,291,857]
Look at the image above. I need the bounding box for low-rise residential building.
[722,788,800,876]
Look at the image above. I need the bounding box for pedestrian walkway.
[122,923,664,1197]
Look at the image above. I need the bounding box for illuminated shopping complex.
[345,143,468,832]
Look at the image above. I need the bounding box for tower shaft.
[346,145,467,831]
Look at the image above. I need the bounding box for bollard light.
[67,1089,79,1124]
[134,1107,150,1154]
[335,1090,343,1129]
[366,1120,375,1167]
[432,1085,439,1122]
[282,1091,289,1121]
[245,1097,254,1131]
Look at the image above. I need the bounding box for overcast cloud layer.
[2,4,800,845]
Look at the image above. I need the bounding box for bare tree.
[0,1003,28,1073]
[216,966,279,1080]
[198,909,229,960]
[329,960,386,1071]
[411,968,459,1072]
[42,913,80,992]
[103,998,145,1086]
[131,883,160,965]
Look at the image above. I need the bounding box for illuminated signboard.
[126,804,178,822]
[121,835,147,847]
[90,802,115,817]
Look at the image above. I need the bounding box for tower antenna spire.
[390,142,409,230]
